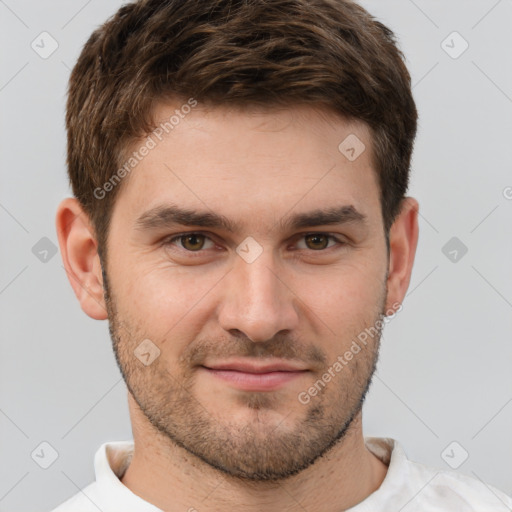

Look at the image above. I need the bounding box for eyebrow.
[135,203,367,233]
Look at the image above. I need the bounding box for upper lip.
[202,359,309,374]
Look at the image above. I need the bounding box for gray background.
[1,0,511,510]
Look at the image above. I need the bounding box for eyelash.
[163,232,346,256]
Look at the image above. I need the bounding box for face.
[102,102,390,481]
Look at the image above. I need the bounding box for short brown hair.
[66,0,417,263]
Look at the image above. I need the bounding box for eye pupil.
[182,234,204,251]
[306,234,328,250]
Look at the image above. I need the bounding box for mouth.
[199,359,310,392]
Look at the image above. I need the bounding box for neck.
[120,394,388,511]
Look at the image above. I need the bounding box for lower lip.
[202,367,308,391]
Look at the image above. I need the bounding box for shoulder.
[363,437,512,511]
[49,482,101,512]
[404,455,512,510]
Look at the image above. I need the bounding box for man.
[52,0,512,510]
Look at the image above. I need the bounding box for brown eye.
[304,234,330,250]
[180,234,206,251]
[166,233,215,252]
[164,232,217,257]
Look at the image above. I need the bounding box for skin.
[56,102,419,511]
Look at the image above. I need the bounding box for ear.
[55,197,108,320]
[385,197,419,313]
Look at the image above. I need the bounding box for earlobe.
[55,197,108,320]
[385,197,419,312]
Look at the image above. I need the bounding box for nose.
[217,249,300,343]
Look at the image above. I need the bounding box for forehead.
[112,101,381,232]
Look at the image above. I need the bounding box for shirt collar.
[94,440,162,511]
[92,437,403,511]
[348,437,411,511]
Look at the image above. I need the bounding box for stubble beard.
[102,268,386,482]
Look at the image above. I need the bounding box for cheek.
[297,261,385,334]
[115,267,219,346]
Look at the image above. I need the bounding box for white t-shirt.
[50,437,512,511]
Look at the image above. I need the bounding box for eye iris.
[182,234,204,251]
[305,234,328,250]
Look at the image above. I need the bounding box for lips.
[203,359,308,373]
[200,359,309,391]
